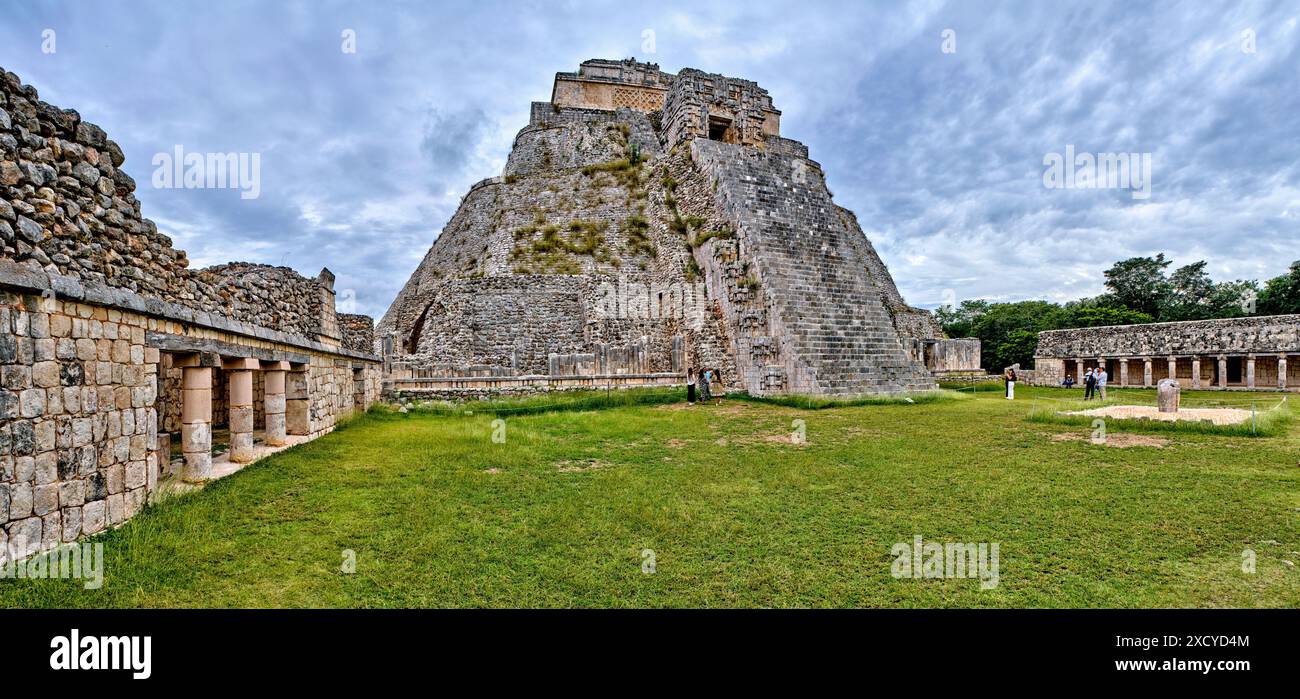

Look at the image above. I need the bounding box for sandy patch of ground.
[1051,432,1170,448]
[763,434,809,446]
[666,439,688,449]
[482,467,502,474]
[1063,405,1252,425]
[556,459,610,473]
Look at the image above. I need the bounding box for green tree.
[967,300,1064,371]
[1059,301,1153,328]
[935,299,990,339]
[1103,254,1172,319]
[1257,261,1300,315]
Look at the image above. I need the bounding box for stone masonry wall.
[0,67,371,342]
[1036,315,1300,358]
[0,286,382,563]
[1,66,382,564]
[338,313,374,355]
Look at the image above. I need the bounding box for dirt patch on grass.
[666,439,688,449]
[763,434,808,446]
[482,468,502,474]
[556,459,610,473]
[1051,432,1170,448]
[1063,405,1251,425]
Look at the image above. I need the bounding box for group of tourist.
[686,367,725,405]
[1061,366,1108,399]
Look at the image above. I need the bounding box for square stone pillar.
[1279,354,1288,389]
[1143,358,1152,387]
[286,369,310,436]
[263,368,287,446]
[1119,359,1129,386]
[1167,356,1177,382]
[1246,355,1256,389]
[180,367,213,483]
[227,366,256,463]
[1218,356,1228,388]
[1191,358,1201,388]
[1076,358,1086,382]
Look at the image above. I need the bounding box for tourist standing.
[1096,365,1108,400]
[711,367,724,405]
[1083,368,1095,400]
[686,367,697,404]
[1004,366,1017,400]
[699,368,711,402]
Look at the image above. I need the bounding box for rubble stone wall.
[1037,315,1300,358]
[1,66,381,563]
[0,67,372,342]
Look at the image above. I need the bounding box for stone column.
[1143,358,1152,387]
[1119,359,1129,386]
[1218,356,1228,389]
[180,367,213,483]
[1279,354,1288,390]
[227,364,256,463]
[1167,356,1177,383]
[1246,354,1256,389]
[263,367,287,447]
[1191,357,1201,388]
[286,369,310,436]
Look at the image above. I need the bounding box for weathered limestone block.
[1157,378,1180,413]
[263,369,287,446]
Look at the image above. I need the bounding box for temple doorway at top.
[708,116,735,143]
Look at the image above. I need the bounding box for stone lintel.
[147,332,311,365]
[222,357,261,371]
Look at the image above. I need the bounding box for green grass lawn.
[3,385,1297,608]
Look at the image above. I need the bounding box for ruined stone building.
[1,67,381,561]
[1033,314,1300,391]
[379,59,977,396]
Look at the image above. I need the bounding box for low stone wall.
[1034,315,1300,391]
[1,273,381,562]
[1,65,382,564]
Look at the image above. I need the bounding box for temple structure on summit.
[378,59,979,397]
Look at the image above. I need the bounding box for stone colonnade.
[1067,353,1293,391]
[177,355,312,483]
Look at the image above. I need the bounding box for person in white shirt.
[1096,366,1108,400]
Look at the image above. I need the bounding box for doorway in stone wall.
[708,116,734,142]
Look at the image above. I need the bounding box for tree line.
[936,256,1300,372]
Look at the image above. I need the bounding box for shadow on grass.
[729,389,966,410]
[384,386,685,417]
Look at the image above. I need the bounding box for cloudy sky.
[2,0,1297,317]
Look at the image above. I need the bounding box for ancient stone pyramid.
[378,59,942,395]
